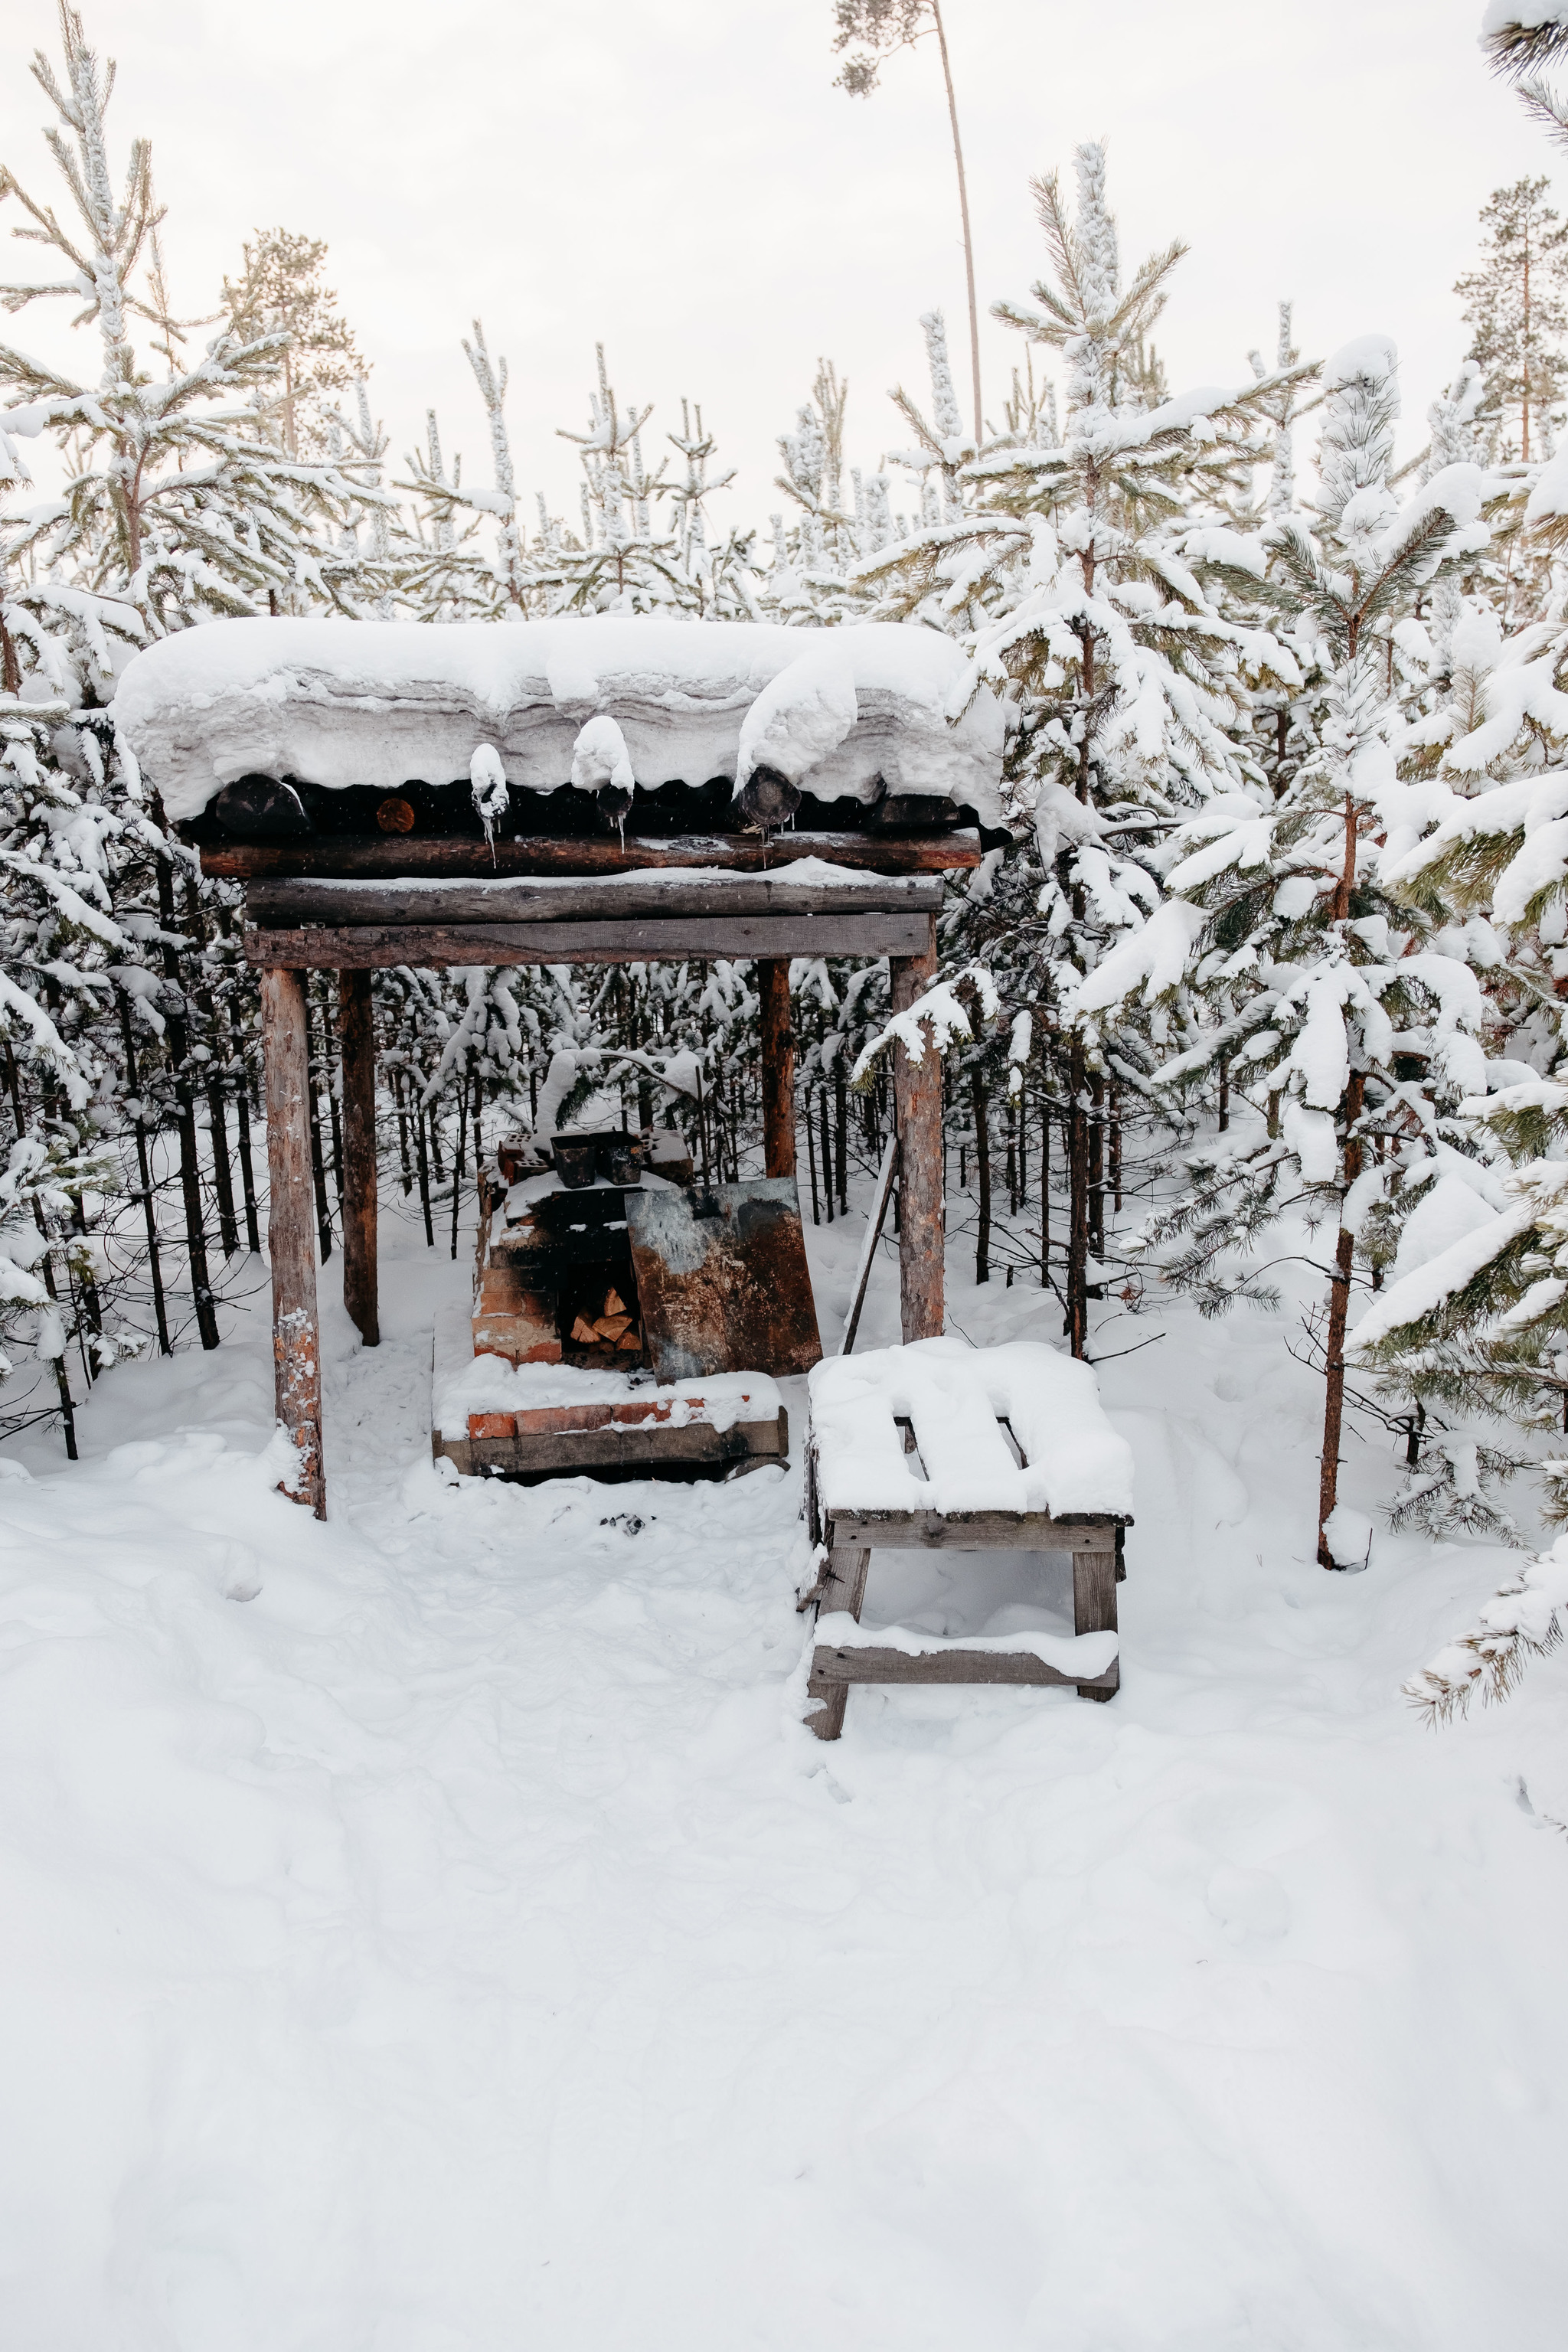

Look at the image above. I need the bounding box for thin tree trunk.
[235,1085,261,1254]
[805,1089,820,1224]
[819,1090,834,1223]
[449,1074,468,1260]
[305,1000,332,1263]
[835,1069,848,1216]
[117,995,171,1355]
[1040,1093,1050,1286]
[414,1099,435,1246]
[931,0,982,444]
[1218,1055,1230,1132]
[322,982,345,1210]
[971,1067,991,1284]
[151,815,219,1348]
[1111,1096,1122,1215]
[1318,1070,1367,1568]
[390,1063,413,1197]
[181,877,239,1259]
[1088,1070,1105,1260]
[1067,1041,1089,1358]
[1005,1098,1018,1216]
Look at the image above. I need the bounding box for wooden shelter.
[119,618,1006,1519]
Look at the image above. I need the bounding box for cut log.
[734,763,802,831]
[200,828,983,882]
[244,873,946,925]
[215,776,309,838]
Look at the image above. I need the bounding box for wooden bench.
[802,1339,1132,1740]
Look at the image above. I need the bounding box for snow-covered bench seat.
[803,1338,1134,1737]
[433,1308,786,1483]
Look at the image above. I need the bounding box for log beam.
[758,958,796,1181]
[201,829,983,883]
[890,926,943,1343]
[338,969,379,1348]
[260,966,325,1518]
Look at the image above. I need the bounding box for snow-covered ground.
[2,1178,1567,2350]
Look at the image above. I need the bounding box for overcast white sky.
[0,0,1549,537]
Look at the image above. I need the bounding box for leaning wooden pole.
[338,969,380,1347]
[758,957,797,1180]
[261,966,325,1517]
[890,929,944,1342]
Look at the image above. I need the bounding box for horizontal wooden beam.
[809,1642,1119,1692]
[201,828,982,882]
[245,911,936,969]
[435,1410,787,1481]
[823,1509,1126,1549]
[245,872,946,926]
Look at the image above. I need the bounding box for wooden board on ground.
[626,1178,823,1380]
[434,1406,789,1485]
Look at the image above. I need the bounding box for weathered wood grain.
[260,966,325,1518]
[808,1644,1119,1693]
[1073,1546,1120,1704]
[890,937,944,1344]
[246,873,946,926]
[243,913,933,968]
[823,1510,1125,1548]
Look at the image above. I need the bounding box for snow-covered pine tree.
[531,347,752,619]
[221,227,369,461]
[858,142,1306,1351]
[1105,334,1494,1566]
[0,8,363,634]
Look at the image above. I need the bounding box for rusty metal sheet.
[625,1178,822,1380]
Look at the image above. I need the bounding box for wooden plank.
[243,913,933,969]
[890,937,944,1342]
[245,874,946,926]
[824,1509,1124,1548]
[1073,1546,1120,1704]
[808,1644,1118,1694]
[201,829,984,882]
[758,958,795,1181]
[805,1545,871,1741]
[260,966,325,1517]
[338,969,378,1347]
[459,1410,787,1478]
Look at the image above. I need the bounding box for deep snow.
[2,1180,1567,2349]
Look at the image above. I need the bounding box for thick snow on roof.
[115,616,1008,825]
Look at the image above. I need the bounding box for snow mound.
[809,1335,1133,1520]
[113,617,1008,825]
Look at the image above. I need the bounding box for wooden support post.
[338,969,379,1348]
[805,1546,870,1742]
[890,927,943,1342]
[1073,1544,1119,1703]
[260,966,325,1518]
[758,956,796,1181]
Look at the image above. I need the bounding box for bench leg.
[1073,1545,1120,1703]
[805,1545,871,1741]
